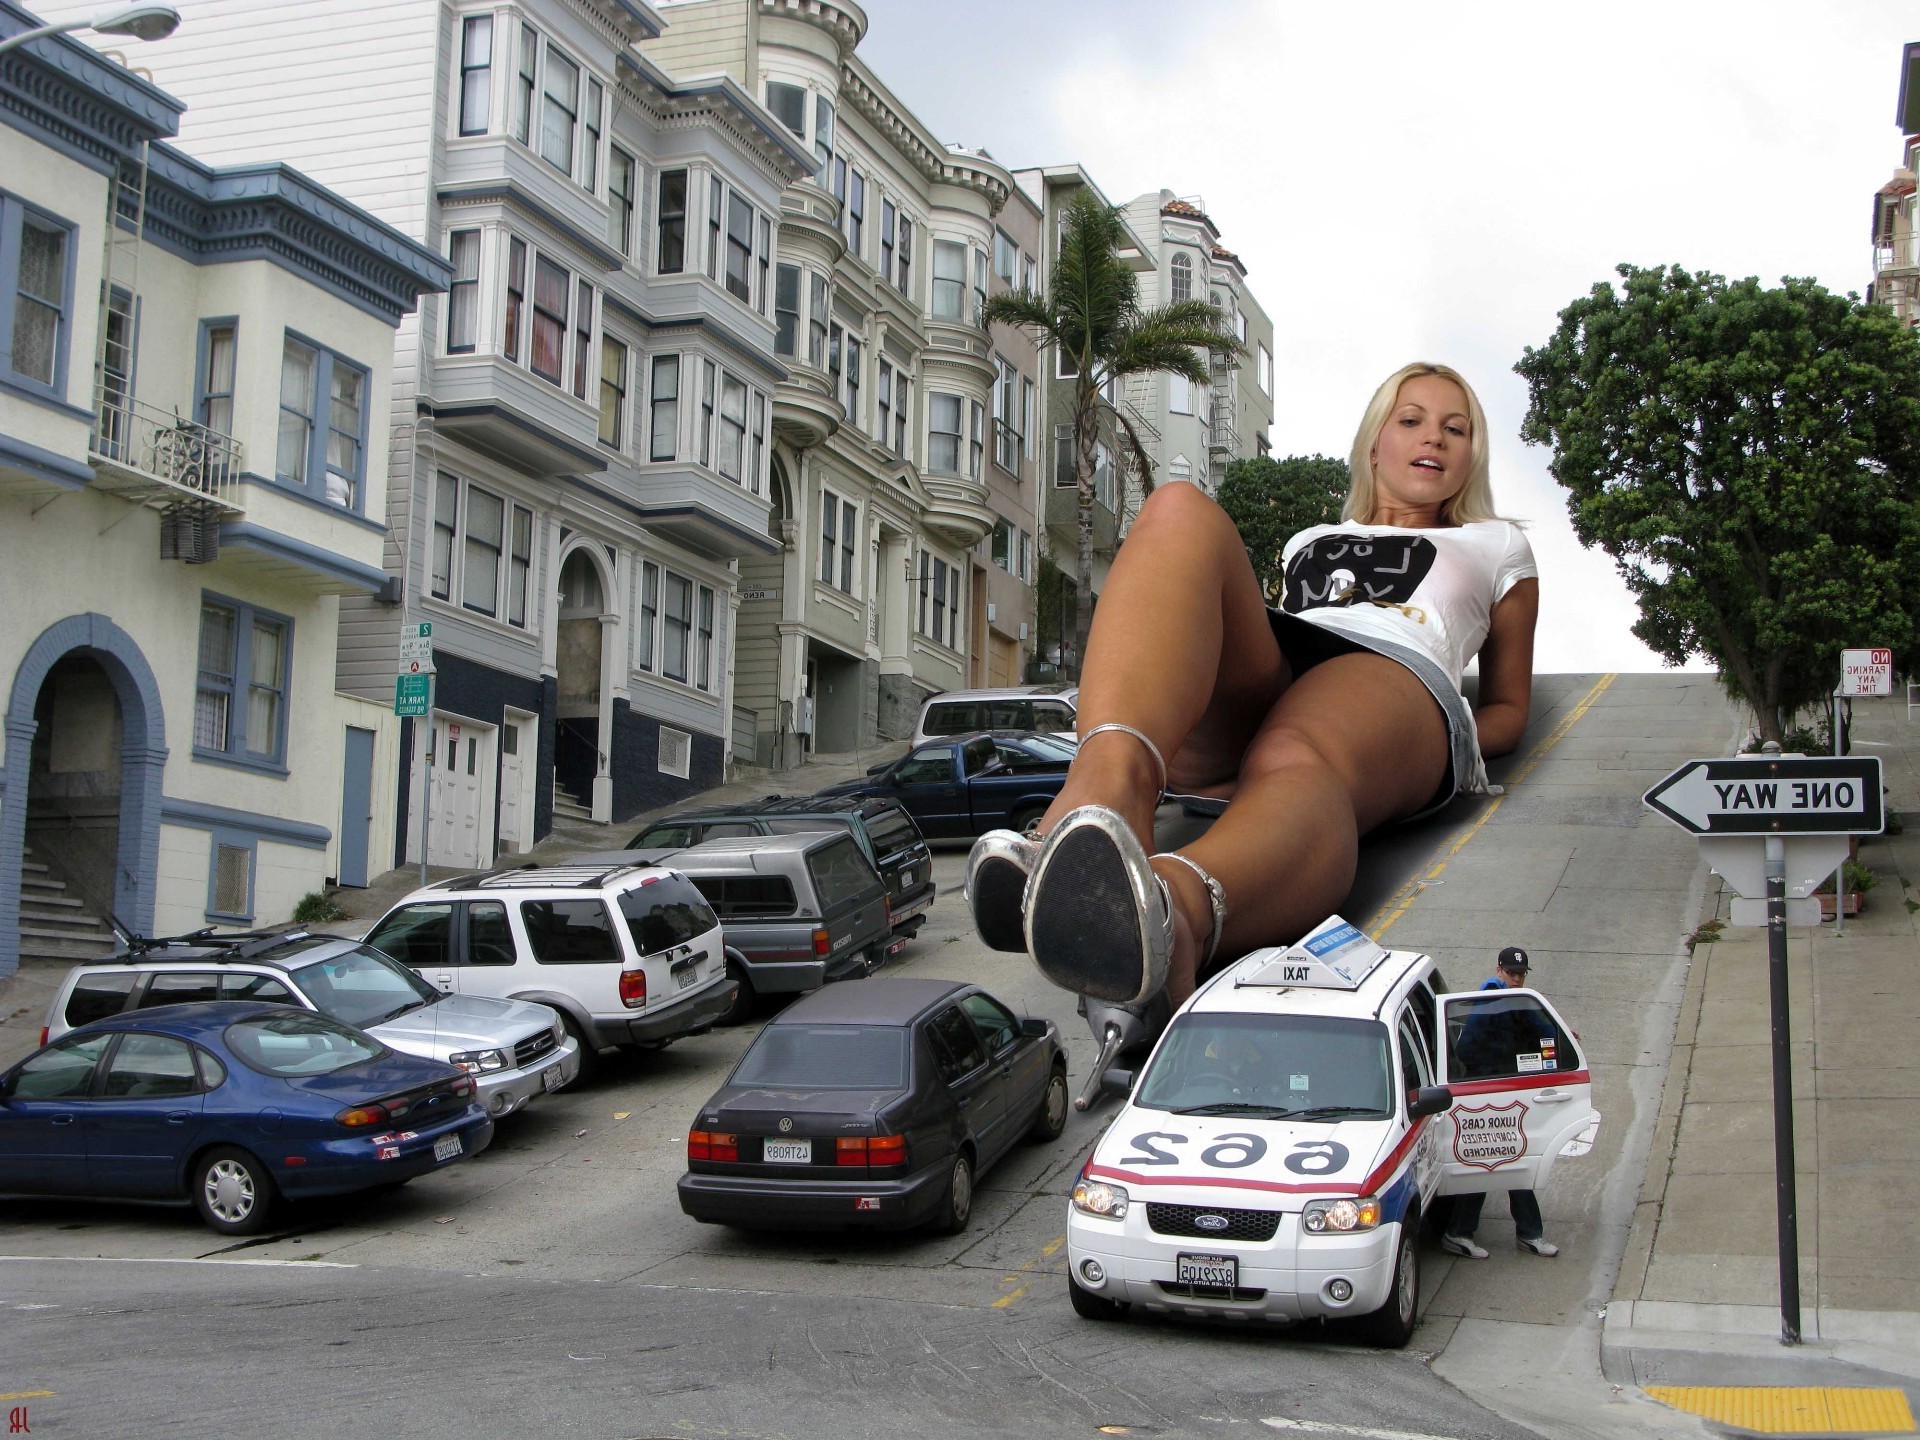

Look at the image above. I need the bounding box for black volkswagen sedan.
[678,978,1067,1234]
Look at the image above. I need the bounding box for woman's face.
[1369,373,1473,519]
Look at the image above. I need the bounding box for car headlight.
[1071,1178,1130,1220]
[551,1020,566,1047]
[450,1048,507,1074]
[1302,1198,1381,1234]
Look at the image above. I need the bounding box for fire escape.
[86,142,245,561]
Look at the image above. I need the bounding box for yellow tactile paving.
[1644,1385,1916,1435]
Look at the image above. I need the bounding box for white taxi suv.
[1065,916,1599,1346]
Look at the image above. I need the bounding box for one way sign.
[1643,756,1884,836]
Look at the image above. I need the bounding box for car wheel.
[1009,803,1046,838]
[930,1151,974,1234]
[192,1146,276,1237]
[1355,1220,1420,1348]
[1068,1274,1128,1321]
[717,962,756,1026]
[561,1014,599,1087]
[1028,1064,1069,1141]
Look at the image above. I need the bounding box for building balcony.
[920,467,993,547]
[772,366,843,449]
[425,356,607,477]
[590,461,779,561]
[88,394,245,515]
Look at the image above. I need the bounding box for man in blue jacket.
[1441,946,1560,1259]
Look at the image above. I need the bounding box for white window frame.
[429,471,535,631]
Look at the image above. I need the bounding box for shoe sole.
[1027,821,1153,1004]
[969,855,1029,954]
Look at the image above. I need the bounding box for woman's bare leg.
[1154,654,1450,1004]
[1040,483,1286,846]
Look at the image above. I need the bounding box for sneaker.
[1517,1236,1560,1257]
[1440,1234,1489,1259]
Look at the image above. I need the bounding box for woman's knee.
[1134,481,1237,551]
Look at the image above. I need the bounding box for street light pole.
[0,5,181,57]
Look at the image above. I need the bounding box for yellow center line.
[0,1391,54,1401]
[1369,674,1616,939]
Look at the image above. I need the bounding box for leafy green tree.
[1216,455,1350,603]
[1516,263,1920,744]
[982,190,1242,675]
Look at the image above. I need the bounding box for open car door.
[1432,988,1598,1196]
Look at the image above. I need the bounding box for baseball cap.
[1496,946,1531,973]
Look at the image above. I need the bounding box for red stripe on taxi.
[1445,1070,1589,1097]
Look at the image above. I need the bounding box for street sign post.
[394,674,430,716]
[1644,749,1886,1347]
[397,622,435,885]
[1840,647,1893,697]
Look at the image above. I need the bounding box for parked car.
[911,684,1078,746]
[362,861,735,1081]
[45,931,577,1119]
[678,977,1068,1233]
[814,731,1072,839]
[0,1001,492,1235]
[605,831,896,1025]
[624,793,935,939]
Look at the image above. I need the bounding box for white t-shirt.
[1277,520,1536,691]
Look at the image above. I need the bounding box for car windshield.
[289,945,439,1029]
[731,1024,908,1089]
[1133,1012,1392,1119]
[224,1011,386,1077]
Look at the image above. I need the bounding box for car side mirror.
[866,762,888,775]
[1019,1016,1048,1039]
[1099,1067,1135,1099]
[1408,1084,1452,1120]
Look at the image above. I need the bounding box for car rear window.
[630,823,697,849]
[761,816,849,839]
[618,875,719,955]
[224,1012,385,1077]
[689,875,797,919]
[732,1024,908,1089]
[806,836,880,911]
[923,701,982,736]
[63,972,136,1029]
[520,899,622,964]
[864,809,923,856]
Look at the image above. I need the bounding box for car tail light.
[812,928,831,957]
[620,967,647,1009]
[884,895,893,926]
[39,1027,48,1047]
[687,1130,737,1162]
[336,1102,391,1128]
[835,1135,906,1168]
[448,1074,474,1098]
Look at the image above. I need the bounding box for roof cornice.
[616,51,817,185]
[838,62,1010,214]
[757,0,867,58]
[0,0,179,171]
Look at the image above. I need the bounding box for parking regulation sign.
[1840,648,1893,697]
[1643,756,1883,836]
[394,673,430,716]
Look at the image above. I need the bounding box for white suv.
[910,685,1078,747]
[1065,916,1598,1346]
[363,862,735,1080]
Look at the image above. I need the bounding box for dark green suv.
[626,795,934,940]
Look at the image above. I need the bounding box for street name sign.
[1643,756,1883,836]
[394,673,430,716]
[1840,647,1893,697]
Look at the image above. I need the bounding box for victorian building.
[0,0,445,972]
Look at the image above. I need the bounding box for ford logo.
[1194,1214,1229,1231]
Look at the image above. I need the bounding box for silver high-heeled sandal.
[966,826,1040,953]
[1077,722,1168,797]
[1025,804,1170,1004]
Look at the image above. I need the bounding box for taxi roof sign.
[1238,915,1388,991]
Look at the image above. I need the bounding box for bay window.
[458,16,491,135]
[657,169,687,274]
[932,239,965,319]
[649,354,678,460]
[928,392,961,473]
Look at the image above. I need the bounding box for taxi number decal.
[1117,1132,1268,1169]
[1282,1140,1349,1175]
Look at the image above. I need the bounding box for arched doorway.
[3,614,166,973]
[554,545,612,817]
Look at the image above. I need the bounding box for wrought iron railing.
[92,392,245,509]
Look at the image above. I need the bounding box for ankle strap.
[1078,722,1167,796]
[1155,851,1226,966]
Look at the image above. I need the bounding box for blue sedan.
[0,1001,493,1235]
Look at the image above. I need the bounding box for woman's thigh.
[1239,652,1451,833]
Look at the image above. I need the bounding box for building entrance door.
[427,715,490,870]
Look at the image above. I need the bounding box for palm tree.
[982,189,1244,676]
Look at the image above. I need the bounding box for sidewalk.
[1602,692,1920,1429]
[0,742,908,1071]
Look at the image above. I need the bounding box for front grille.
[514,1029,557,1067]
[1155,1280,1268,1303]
[1146,1203,1281,1242]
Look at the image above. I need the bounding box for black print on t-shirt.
[1281,534,1436,613]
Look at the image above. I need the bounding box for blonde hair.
[1343,362,1502,526]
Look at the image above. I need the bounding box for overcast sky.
[853,0,1915,675]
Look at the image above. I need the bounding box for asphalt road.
[0,673,1714,1440]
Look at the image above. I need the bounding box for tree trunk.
[1072,378,1100,678]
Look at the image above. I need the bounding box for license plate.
[433,1134,463,1162]
[763,1140,811,1163]
[900,869,914,887]
[1177,1252,1237,1289]
[676,965,700,989]
[542,1064,565,1093]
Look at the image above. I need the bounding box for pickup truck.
[814,730,1072,840]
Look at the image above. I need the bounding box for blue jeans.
[1450,1189,1543,1242]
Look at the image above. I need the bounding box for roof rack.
[114,926,313,964]
[472,862,648,890]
